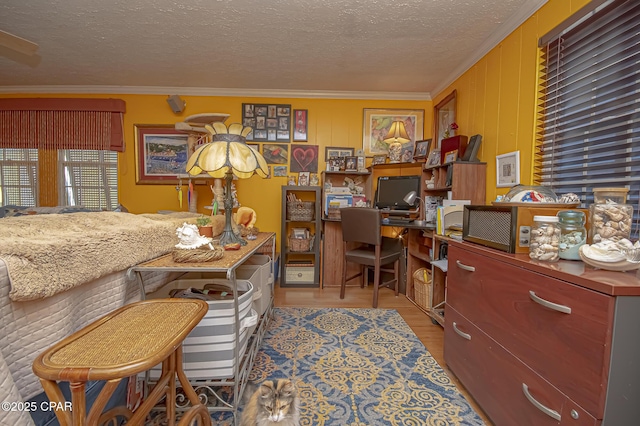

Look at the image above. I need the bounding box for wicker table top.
[32,299,208,382]
[132,231,276,273]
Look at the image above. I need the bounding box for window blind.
[537,0,640,239]
[0,148,38,206]
[58,150,118,210]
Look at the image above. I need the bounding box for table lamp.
[383,120,410,163]
[186,122,268,246]
[403,190,424,222]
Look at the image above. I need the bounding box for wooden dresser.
[445,240,640,426]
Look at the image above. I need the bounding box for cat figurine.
[240,379,300,426]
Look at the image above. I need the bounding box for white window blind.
[537,0,640,239]
[58,150,118,210]
[0,148,38,206]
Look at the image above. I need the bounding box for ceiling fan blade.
[0,30,38,56]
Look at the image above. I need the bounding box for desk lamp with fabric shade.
[383,120,410,163]
[186,122,268,246]
[403,190,425,223]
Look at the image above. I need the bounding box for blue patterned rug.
[238,307,485,425]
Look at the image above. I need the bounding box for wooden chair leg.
[373,258,381,308]
[394,259,399,296]
[340,242,347,299]
[360,265,365,288]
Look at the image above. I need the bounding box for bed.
[0,209,198,425]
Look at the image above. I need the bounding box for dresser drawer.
[447,244,614,417]
[444,307,598,426]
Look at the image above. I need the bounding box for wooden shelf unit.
[280,186,321,287]
[406,161,487,326]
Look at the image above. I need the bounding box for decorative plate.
[578,246,640,272]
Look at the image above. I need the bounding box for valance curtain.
[0,98,126,152]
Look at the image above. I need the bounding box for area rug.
[223,307,485,425]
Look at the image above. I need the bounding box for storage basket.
[412,268,432,311]
[287,201,315,221]
[146,278,256,380]
[288,235,314,252]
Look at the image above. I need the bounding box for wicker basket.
[287,201,315,221]
[288,235,314,252]
[412,268,432,311]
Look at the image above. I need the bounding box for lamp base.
[219,172,246,247]
[388,141,402,163]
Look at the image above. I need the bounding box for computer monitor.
[375,175,421,211]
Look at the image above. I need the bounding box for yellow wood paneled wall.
[431,0,590,203]
[0,93,429,237]
[2,0,593,235]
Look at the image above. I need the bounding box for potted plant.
[196,215,213,238]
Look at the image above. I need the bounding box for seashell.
[600,227,617,238]
[606,221,619,229]
[539,252,559,261]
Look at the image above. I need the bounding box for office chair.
[339,207,402,308]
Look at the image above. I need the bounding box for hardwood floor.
[274,284,493,425]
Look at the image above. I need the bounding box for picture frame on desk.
[372,154,387,165]
[444,149,458,164]
[426,149,441,167]
[413,139,432,160]
[344,156,358,172]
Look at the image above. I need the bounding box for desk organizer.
[146,278,256,380]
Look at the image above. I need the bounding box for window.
[0,148,118,209]
[0,148,38,206]
[58,150,118,210]
[537,0,640,239]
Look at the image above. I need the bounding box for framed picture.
[298,171,310,186]
[273,165,288,177]
[262,144,289,164]
[242,103,291,142]
[434,90,456,149]
[444,149,458,164]
[290,144,319,173]
[288,175,297,186]
[325,146,354,159]
[344,156,358,172]
[135,124,191,184]
[426,149,441,167]
[327,157,342,172]
[414,139,432,160]
[293,109,308,141]
[372,154,387,165]
[362,108,424,155]
[247,143,260,152]
[496,151,521,187]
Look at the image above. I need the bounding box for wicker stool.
[32,299,212,426]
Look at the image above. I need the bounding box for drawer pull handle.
[455,260,476,272]
[529,291,572,314]
[522,383,561,421]
[452,322,471,340]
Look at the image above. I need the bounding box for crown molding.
[431,0,549,97]
[0,85,432,101]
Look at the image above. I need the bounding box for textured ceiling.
[0,0,546,99]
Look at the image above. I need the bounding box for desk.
[128,232,275,425]
[32,299,211,426]
[322,218,435,290]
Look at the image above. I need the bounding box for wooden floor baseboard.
[274,283,493,425]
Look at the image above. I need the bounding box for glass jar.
[557,210,587,260]
[529,215,560,262]
[589,203,633,243]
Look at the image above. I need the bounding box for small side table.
[32,299,211,426]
